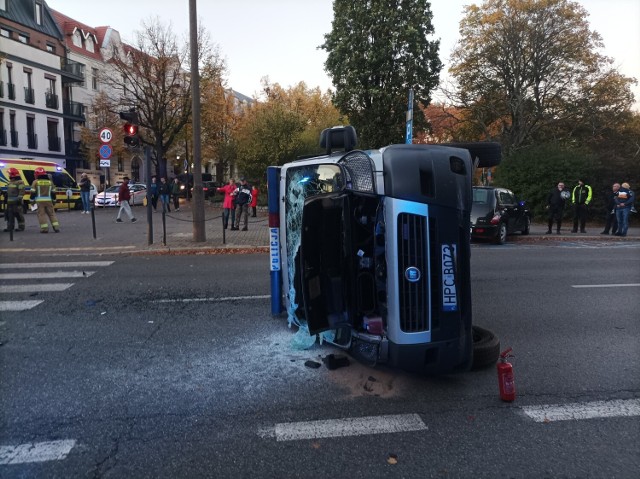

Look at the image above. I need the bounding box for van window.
[23,170,78,188]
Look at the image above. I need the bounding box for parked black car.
[471,186,532,244]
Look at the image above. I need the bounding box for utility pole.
[189,0,205,241]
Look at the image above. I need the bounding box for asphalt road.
[0,244,638,478]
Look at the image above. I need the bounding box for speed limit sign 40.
[99,128,113,143]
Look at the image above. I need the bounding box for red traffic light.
[124,123,138,136]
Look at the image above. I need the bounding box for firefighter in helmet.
[30,167,60,233]
[4,167,26,232]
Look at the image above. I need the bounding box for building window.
[26,115,37,149]
[86,36,95,53]
[46,43,55,53]
[35,2,43,25]
[18,33,28,44]
[45,77,58,109]
[47,119,60,152]
[118,157,124,172]
[10,111,18,147]
[0,110,6,146]
[92,68,99,90]
[7,65,15,100]
[0,28,9,38]
[72,30,82,47]
[24,69,34,104]
[0,0,6,12]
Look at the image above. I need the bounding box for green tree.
[236,80,344,181]
[449,0,636,151]
[321,0,442,148]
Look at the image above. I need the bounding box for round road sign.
[99,144,113,159]
[99,128,113,143]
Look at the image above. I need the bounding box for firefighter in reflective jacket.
[4,167,26,232]
[30,167,60,233]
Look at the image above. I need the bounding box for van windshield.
[23,170,77,188]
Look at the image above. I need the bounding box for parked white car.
[94,183,147,207]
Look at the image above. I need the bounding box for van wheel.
[442,142,502,168]
[472,326,500,370]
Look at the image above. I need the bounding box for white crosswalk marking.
[0,300,44,311]
[0,283,74,293]
[0,271,95,280]
[0,439,76,465]
[0,261,113,312]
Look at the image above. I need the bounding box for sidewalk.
[1,199,638,255]
[1,199,270,255]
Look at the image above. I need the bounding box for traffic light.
[123,123,139,147]
[119,110,140,148]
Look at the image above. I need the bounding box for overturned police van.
[267,126,501,375]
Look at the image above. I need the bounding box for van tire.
[443,142,502,168]
[471,325,500,370]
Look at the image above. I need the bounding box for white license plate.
[441,244,458,311]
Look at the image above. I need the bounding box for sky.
[46,0,640,105]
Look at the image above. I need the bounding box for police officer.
[30,167,60,233]
[4,167,26,232]
[571,178,592,233]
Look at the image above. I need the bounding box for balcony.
[45,91,59,109]
[48,136,61,152]
[24,87,35,104]
[10,130,19,147]
[60,58,85,84]
[63,100,85,121]
[0,129,6,146]
[8,83,16,100]
[27,132,38,149]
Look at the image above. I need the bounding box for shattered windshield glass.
[285,164,344,337]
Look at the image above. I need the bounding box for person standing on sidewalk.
[600,182,620,235]
[546,181,568,234]
[571,179,592,233]
[171,177,181,211]
[614,182,634,237]
[232,177,252,231]
[250,184,259,217]
[217,178,236,229]
[149,176,159,211]
[79,173,92,214]
[116,177,136,223]
[4,168,26,232]
[30,167,60,233]
[158,177,171,213]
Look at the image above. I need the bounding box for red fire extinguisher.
[497,347,516,402]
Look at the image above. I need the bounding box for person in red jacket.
[250,184,259,217]
[115,177,137,223]
[216,178,236,229]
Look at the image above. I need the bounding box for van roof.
[0,159,64,168]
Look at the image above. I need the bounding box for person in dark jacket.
[546,181,569,234]
[231,177,252,231]
[571,179,592,233]
[79,173,92,214]
[171,178,181,211]
[600,183,619,235]
[115,177,136,223]
[614,182,634,237]
[158,177,171,213]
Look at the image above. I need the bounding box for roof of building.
[49,9,104,61]
[0,0,62,39]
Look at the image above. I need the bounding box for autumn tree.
[448,0,636,151]
[101,18,223,178]
[235,80,344,180]
[322,0,442,148]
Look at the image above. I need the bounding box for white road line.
[572,283,640,288]
[0,439,76,465]
[0,300,44,311]
[0,261,113,269]
[262,414,428,442]
[0,283,74,293]
[522,399,640,423]
[0,271,95,280]
[155,294,271,304]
